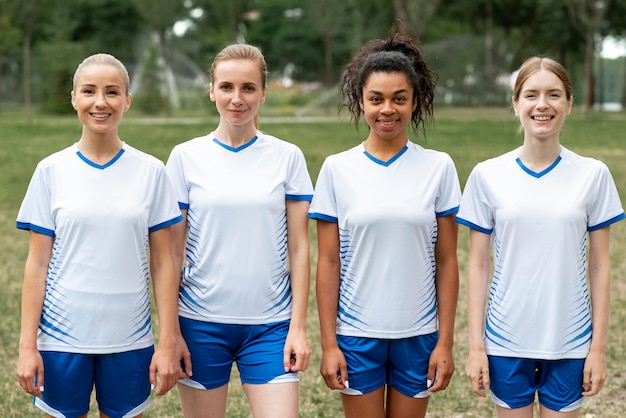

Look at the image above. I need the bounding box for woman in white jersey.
[165,44,313,418]
[16,54,187,417]
[309,33,461,418]
[457,57,625,417]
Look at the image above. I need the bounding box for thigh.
[388,332,438,398]
[341,386,386,418]
[537,359,585,413]
[94,347,153,418]
[178,383,229,418]
[488,356,537,410]
[36,351,94,418]
[386,386,430,418]
[178,317,236,390]
[244,381,299,418]
[337,335,387,396]
[237,320,298,385]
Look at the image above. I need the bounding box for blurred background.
[2,0,626,121]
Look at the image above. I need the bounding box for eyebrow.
[79,83,123,89]
[367,88,410,95]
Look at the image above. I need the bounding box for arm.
[428,214,459,392]
[283,200,312,372]
[148,225,184,396]
[315,220,348,389]
[582,226,611,396]
[17,231,53,397]
[465,229,492,397]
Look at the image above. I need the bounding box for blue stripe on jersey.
[286,194,313,201]
[588,212,626,231]
[76,148,125,170]
[455,217,492,234]
[149,214,183,233]
[16,222,55,236]
[212,136,258,152]
[515,156,561,178]
[308,212,337,222]
[179,202,190,210]
[363,146,408,167]
[437,206,459,217]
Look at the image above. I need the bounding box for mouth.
[90,113,111,119]
[532,115,554,121]
[378,119,400,127]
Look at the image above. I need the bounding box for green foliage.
[133,42,168,115]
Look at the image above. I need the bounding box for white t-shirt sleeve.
[165,146,190,210]
[148,164,184,232]
[308,158,337,222]
[588,162,625,230]
[16,161,55,236]
[286,146,314,200]
[436,155,462,216]
[456,164,494,234]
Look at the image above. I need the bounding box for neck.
[363,135,408,162]
[518,140,562,171]
[213,123,258,148]
[77,131,123,164]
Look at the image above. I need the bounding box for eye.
[219,84,233,91]
[394,96,408,103]
[243,85,256,92]
[106,90,119,96]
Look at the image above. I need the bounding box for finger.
[182,351,193,378]
[283,351,292,372]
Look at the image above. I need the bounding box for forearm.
[588,227,611,354]
[150,228,180,343]
[467,230,492,351]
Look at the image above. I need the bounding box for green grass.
[2,106,626,417]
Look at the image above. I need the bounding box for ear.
[71,91,77,110]
[566,96,573,115]
[512,98,519,116]
[260,87,267,104]
[209,83,216,102]
[124,94,132,112]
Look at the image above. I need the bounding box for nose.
[95,91,107,107]
[231,89,244,105]
[381,99,394,114]
[536,94,549,109]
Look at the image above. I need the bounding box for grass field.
[1,106,626,417]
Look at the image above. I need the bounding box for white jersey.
[309,142,461,339]
[456,147,625,359]
[165,131,313,325]
[16,143,183,354]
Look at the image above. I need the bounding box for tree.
[565,0,611,110]
[0,0,21,115]
[392,0,441,41]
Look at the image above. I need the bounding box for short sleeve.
[16,164,55,236]
[308,158,338,222]
[456,164,494,234]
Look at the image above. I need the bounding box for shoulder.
[122,143,166,168]
[257,132,304,154]
[323,144,363,165]
[561,147,608,170]
[407,142,455,163]
[170,135,212,154]
[34,145,77,171]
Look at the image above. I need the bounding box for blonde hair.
[210,44,268,129]
[73,53,130,95]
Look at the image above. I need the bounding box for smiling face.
[209,59,266,128]
[513,69,573,143]
[360,71,417,143]
[71,64,131,137]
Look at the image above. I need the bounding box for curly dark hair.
[339,32,436,134]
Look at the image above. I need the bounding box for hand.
[17,347,44,398]
[427,343,455,392]
[283,329,311,372]
[466,348,490,397]
[149,339,179,396]
[582,350,607,396]
[177,333,193,379]
[319,345,348,390]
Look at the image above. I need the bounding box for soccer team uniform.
[456,147,625,410]
[165,131,313,387]
[16,143,183,416]
[310,142,461,338]
[308,142,461,396]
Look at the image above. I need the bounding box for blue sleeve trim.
[436,206,459,218]
[308,212,338,223]
[149,214,184,233]
[588,212,626,231]
[178,202,189,210]
[286,194,313,202]
[16,222,55,237]
[455,217,493,234]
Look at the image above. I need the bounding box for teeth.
[534,116,552,121]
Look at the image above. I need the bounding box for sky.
[602,36,626,59]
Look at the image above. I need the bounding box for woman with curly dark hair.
[309,32,461,418]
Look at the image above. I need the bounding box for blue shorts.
[337,332,438,398]
[488,356,585,412]
[178,317,298,390]
[34,347,154,418]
